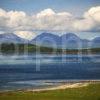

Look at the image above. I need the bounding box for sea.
[0,54,100,91]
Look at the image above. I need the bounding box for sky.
[0,0,100,40]
[0,0,99,16]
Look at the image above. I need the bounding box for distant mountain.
[90,37,100,48]
[60,33,81,49]
[0,32,100,49]
[31,32,61,47]
[92,37,100,43]
[61,33,79,40]
[31,32,92,49]
[0,33,28,44]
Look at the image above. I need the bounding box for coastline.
[0,80,100,100]
[0,80,100,93]
[25,80,100,92]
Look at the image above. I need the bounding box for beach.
[0,81,100,100]
[0,80,100,92]
[25,80,99,92]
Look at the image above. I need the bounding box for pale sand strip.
[26,83,89,92]
[0,80,99,93]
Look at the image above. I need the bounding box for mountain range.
[30,33,100,49]
[0,33,100,49]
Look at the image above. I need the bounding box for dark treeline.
[0,43,100,55]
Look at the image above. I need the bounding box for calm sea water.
[0,54,100,91]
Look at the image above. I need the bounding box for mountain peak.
[0,33,28,43]
[62,33,78,37]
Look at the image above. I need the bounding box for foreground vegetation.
[0,43,100,54]
[0,83,100,100]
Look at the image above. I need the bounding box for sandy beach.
[26,83,89,92]
[24,80,100,92]
[0,80,100,93]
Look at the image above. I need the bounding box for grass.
[0,83,100,100]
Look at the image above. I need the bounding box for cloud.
[84,6,100,31]
[0,8,74,31]
[72,6,100,32]
[84,6,100,22]
[0,6,100,38]
[73,18,94,32]
[31,8,73,31]
[36,8,55,17]
[15,31,37,40]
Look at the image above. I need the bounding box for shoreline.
[0,80,100,100]
[26,80,100,92]
[0,80,100,93]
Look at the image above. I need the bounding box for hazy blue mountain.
[31,32,61,47]
[0,32,100,49]
[31,32,92,49]
[61,33,79,40]
[90,37,100,48]
[60,33,81,49]
[0,33,28,43]
[92,37,100,42]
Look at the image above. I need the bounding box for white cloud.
[84,6,100,22]
[15,31,37,40]
[0,8,73,31]
[73,18,94,31]
[36,8,55,18]
[7,11,26,28]
[0,6,100,39]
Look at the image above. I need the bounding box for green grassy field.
[0,83,100,100]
